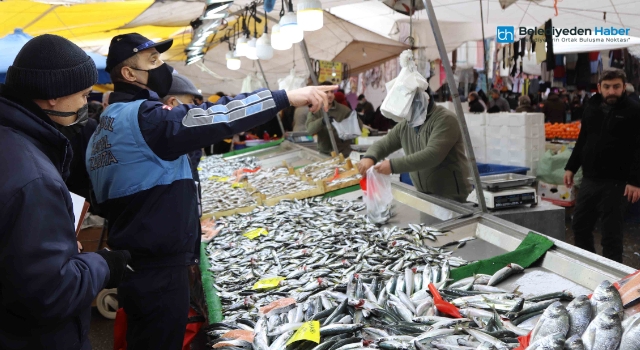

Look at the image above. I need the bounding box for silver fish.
[590,280,623,318]
[487,263,524,286]
[566,295,592,338]
[581,307,622,350]
[530,301,570,341]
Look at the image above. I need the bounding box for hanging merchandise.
[279,0,303,44]
[544,20,555,70]
[264,0,276,12]
[534,25,546,65]
[297,0,323,32]
[278,68,308,91]
[331,111,362,140]
[240,73,265,93]
[380,50,429,124]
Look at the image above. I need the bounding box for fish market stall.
[198,178,636,349]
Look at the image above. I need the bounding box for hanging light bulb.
[256,33,274,60]
[297,0,323,31]
[331,66,337,77]
[226,50,241,70]
[236,36,248,57]
[280,10,304,43]
[271,24,292,50]
[246,37,258,60]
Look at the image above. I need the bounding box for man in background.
[306,82,362,157]
[489,88,510,112]
[565,68,640,263]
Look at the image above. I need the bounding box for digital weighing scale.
[467,173,538,210]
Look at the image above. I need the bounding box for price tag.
[197,167,202,171]
[252,276,285,290]
[217,176,230,182]
[286,321,320,345]
[243,228,268,239]
[232,182,245,188]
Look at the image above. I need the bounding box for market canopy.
[0,28,110,84]
[168,11,410,95]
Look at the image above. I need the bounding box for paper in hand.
[69,192,90,236]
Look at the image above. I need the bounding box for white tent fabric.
[169,11,409,95]
[329,0,640,40]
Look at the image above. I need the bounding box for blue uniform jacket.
[0,86,109,350]
[92,83,289,269]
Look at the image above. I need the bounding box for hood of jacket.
[0,84,73,179]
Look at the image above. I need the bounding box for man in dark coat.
[565,68,640,263]
[0,34,130,350]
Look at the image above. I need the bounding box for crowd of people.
[465,83,640,124]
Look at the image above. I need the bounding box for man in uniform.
[87,33,335,349]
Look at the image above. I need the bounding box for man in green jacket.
[307,82,362,157]
[357,94,471,203]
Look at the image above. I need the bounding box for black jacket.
[469,99,485,112]
[0,86,108,349]
[565,93,640,186]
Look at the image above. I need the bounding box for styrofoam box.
[465,113,486,126]
[470,137,485,148]
[468,125,486,137]
[486,113,510,126]
[507,137,540,150]
[507,113,545,126]
[509,125,542,138]
[487,137,510,149]
[486,125,510,136]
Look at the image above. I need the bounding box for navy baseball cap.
[106,33,173,73]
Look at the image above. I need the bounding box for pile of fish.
[201,178,257,214]
[203,198,582,350]
[199,155,260,179]
[246,169,317,199]
[326,173,363,187]
[299,159,349,182]
[523,279,640,350]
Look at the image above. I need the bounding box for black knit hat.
[5,34,98,100]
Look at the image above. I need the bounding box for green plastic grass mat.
[200,242,223,322]
[323,185,360,198]
[222,139,284,158]
[449,232,554,283]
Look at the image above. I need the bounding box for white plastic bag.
[278,68,309,91]
[363,167,393,224]
[240,73,265,93]
[380,50,429,123]
[331,111,362,140]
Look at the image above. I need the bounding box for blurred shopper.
[542,92,567,123]
[515,95,535,113]
[468,92,486,112]
[489,88,510,112]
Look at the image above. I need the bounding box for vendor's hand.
[357,158,374,177]
[77,241,83,253]
[625,184,640,204]
[287,85,338,113]
[564,170,574,188]
[373,160,392,175]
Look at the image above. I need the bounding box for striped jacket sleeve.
[137,89,289,161]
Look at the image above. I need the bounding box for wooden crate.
[263,180,326,206]
[77,226,107,252]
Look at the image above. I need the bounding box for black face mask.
[131,63,173,98]
[42,104,89,139]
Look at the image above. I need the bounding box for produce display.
[199,155,260,180]
[246,169,317,199]
[544,122,581,140]
[200,196,639,350]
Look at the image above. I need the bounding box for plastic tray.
[471,173,537,191]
